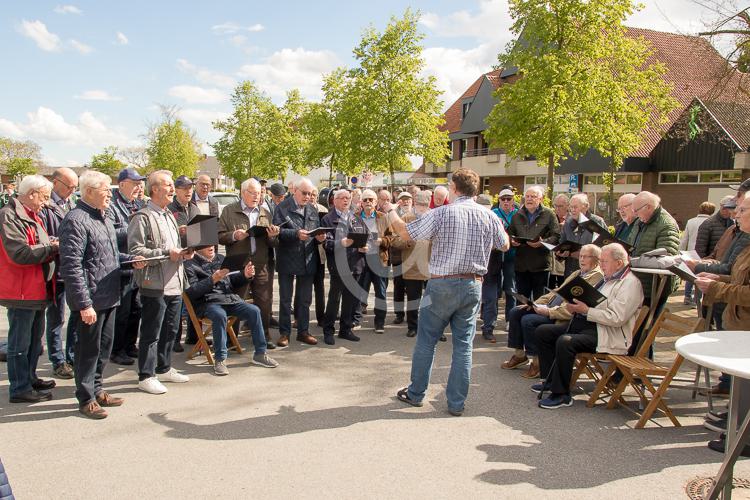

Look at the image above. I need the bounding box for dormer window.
[462,102,472,118]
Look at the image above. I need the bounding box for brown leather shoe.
[501,354,528,370]
[80,401,108,419]
[296,332,318,345]
[699,384,730,397]
[96,391,124,407]
[521,359,540,379]
[277,335,289,347]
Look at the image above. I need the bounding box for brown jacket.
[358,210,393,266]
[391,212,431,281]
[705,245,750,331]
[217,202,277,268]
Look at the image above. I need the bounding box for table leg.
[706,377,748,500]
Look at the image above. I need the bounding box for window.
[626,174,642,184]
[659,170,737,184]
[462,101,472,118]
[584,175,604,185]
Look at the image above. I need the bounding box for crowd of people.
[0,166,748,452]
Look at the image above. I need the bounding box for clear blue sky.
[0,0,723,166]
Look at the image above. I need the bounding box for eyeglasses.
[362,198,375,202]
[633,204,649,213]
[33,190,51,201]
[55,178,77,190]
[616,203,632,212]
[500,197,513,201]
[299,190,312,196]
[579,254,596,259]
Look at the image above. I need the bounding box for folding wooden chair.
[570,306,649,390]
[600,312,703,428]
[182,293,243,365]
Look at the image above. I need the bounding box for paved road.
[0,282,747,499]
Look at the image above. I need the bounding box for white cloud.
[168,85,228,104]
[211,22,264,35]
[237,47,341,100]
[0,107,135,148]
[179,108,230,128]
[420,0,513,44]
[176,59,236,89]
[0,118,25,139]
[116,32,129,45]
[74,90,123,101]
[18,20,61,52]
[69,39,93,54]
[54,5,82,15]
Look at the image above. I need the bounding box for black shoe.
[270,317,280,328]
[265,340,277,350]
[406,329,417,338]
[110,352,135,366]
[10,390,53,403]
[324,334,335,345]
[393,315,405,325]
[173,342,184,353]
[339,332,360,342]
[707,434,750,457]
[439,335,447,342]
[32,379,56,391]
[125,346,139,358]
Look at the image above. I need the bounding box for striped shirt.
[406,196,508,276]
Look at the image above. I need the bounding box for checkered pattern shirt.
[406,196,508,276]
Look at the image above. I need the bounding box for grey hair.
[618,193,635,204]
[334,189,351,199]
[18,174,52,195]
[581,243,601,261]
[296,178,313,190]
[602,243,629,263]
[361,188,377,200]
[79,170,110,194]
[241,178,261,192]
[636,191,661,207]
[146,170,172,196]
[570,193,590,207]
[525,185,545,198]
[553,194,569,205]
[434,185,448,195]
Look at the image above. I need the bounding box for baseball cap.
[397,191,412,200]
[719,195,737,209]
[476,194,493,206]
[117,168,146,183]
[498,188,515,198]
[174,175,195,189]
[730,178,750,193]
[269,183,286,197]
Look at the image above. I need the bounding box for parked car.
[210,192,239,214]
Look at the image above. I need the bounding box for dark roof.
[702,99,750,150]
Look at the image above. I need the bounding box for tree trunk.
[328,153,335,187]
[608,157,616,225]
[389,161,395,192]
[547,154,555,201]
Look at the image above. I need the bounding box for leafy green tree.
[146,108,201,178]
[90,146,127,177]
[269,89,311,178]
[484,0,677,203]
[344,9,449,186]
[0,137,41,179]
[213,81,282,184]
[304,68,364,184]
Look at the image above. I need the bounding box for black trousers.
[279,273,314,336]
[393,264,405,317]
[323,273,360,336]
[404,278,425,331]
[138,295,181,380]
[111,278,141,356]
[536,316,596,396]
[515,270,549,301]
[313,263,326,325]
[74,307,116,405]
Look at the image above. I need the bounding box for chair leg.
[636,357,684,429]
[570,356,586,388]
[192,325,214,365]
[588,363,617,408]
[606,376,630,410]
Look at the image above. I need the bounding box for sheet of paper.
[680,250,700,261]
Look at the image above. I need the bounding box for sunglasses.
[500,197,513,201]
[362,198,375,202]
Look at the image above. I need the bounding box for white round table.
[676,331,750,499]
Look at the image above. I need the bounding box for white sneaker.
[138,377,167,395]
[161,368,189,383]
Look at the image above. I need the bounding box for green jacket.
[628,205,680,300]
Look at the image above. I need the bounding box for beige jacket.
[705,245,750,331]
[391,211,431,281]
[586,267,644,355]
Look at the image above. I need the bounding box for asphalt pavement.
[0,281,748,499]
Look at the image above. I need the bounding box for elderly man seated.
[185,246,278,376]
[532,243,643,409]
[501,244,603,378]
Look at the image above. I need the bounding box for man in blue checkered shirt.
[384,168,509,416]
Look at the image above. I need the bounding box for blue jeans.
[203,302,266,360]
[407,278,481,412]
[506,306,552,356]
[684,281,694,300]
[7,307,45,397]
[481,257,516,333]
[46,282,76,367]
[356,262,388,327]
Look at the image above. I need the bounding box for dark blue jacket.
[184,254,249,316]
[107,190,142,278]
[39,196,73,283]
[0,457,13,500]
[59,201,131,311]
[272,196,321,276]
[321,209,368,276]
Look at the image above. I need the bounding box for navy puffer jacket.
[59,201,130,311]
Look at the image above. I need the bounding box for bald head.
[433,185,448,205]
[52,167,79,200]
[195,174,212,199]
[633,191,660,223]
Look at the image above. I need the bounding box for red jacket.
[0,198,56,309]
